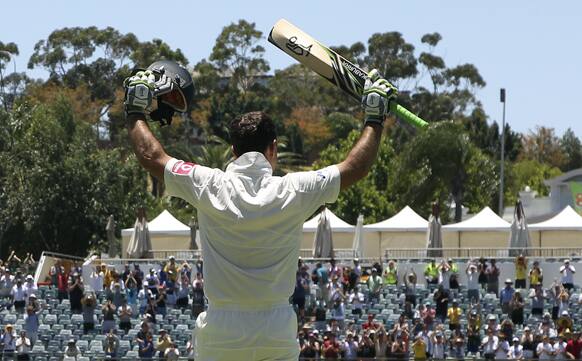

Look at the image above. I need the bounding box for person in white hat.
[509,337,523,359]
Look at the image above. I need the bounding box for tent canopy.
[443,206,510,232]
[529,206,582,231]
[303,208,354,232]
[121,210,189,236]
[364,206,428,232]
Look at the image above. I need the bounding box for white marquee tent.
[528,206,582,248]
[363,206,428,257]
[122,210,196,257]
[443,206,511,249]
[302,209,354,250]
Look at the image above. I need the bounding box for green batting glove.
[123,70,157,117]
[361,69,398,127]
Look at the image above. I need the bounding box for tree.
[0,41,20,110]
[209,20,269,92]
[519,126,565,169]
[389,122,498,222]
[315,130,397,224]
[364,32,418,83]
[505,160,561,205]
[560,128,582,171]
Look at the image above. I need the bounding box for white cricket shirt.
[164,152,340,309]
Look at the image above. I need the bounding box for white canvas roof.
[443,206,510,232]
[303,208,354,232]
[364,206,428,232]
[122,210,190,236]
[529,206,582,231]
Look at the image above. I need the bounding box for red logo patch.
[172,161,196,175]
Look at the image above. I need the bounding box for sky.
[2,0,581,136]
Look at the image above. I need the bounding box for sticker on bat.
[286,36,312,57]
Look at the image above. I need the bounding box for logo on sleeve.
[316,170,327,180]
[172,161,196,175]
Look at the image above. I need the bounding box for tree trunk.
[453,190,463,223]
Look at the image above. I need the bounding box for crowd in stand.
[1,251,582,360]
[293,256,582,360]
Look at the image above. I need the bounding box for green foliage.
[389,122,498,222]
[505,160,562,205]
[315,131,396,224]
[560,128,582,171]
[519,126,565,169]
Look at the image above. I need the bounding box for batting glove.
[361,69,398,127]
[123,70,175,117]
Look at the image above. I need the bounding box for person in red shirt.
[565,331,581,360]
[322,332,341,359]
[362,314,380,331]
[56,266,69,302]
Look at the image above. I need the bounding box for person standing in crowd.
[521,327,535,359]
[175,274,190,309]
[300,331,320,360]
[424,259,439,288]
[68,273,84,314]
[15,330,31,361]
[133,264,144,290]
[478,257,489,290]
[118,298,132,335]
[2,324,17,357]
[481,328,499,360]
[447,299,462,330]
[466,261,480,302]
[81,293,96,334]
[62,339,81,361]
[23,306,39,345]
[510,291,525,326]
[102,299,117,334]
[138,332,155,359]
[559,259,576,291]
[383,260,398,286]
[514,255,527,289]
[412,335,428,360]
[500,279,515,314]
[11,278,27,313]
[529,261,543,288]
[508,337,523,360]
[156,329,173,359]
[89,265,104,297]
[550,282,563,321]
[529,283,546,317]
[22,275,36,298]
[348,286,364,316]
[565,331,582,360]
[367,268,383,302]
[434,284,450,323]
[104,329,120,359]
[438,260,451,291]
[404,268,418,307]
[486,259,500,295]
[536,335,554,360]
[292,268,309,325]
[447,259,459,290]
[431,331,447,359]
[191,273,205,318]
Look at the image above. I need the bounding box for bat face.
[269,19,367,101]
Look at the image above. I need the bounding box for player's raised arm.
[337,70,398,190]
[123,61,195,180]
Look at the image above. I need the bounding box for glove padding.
[361,69,398,127]
[123,70,175,120]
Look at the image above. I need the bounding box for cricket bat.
[268,19,428,129]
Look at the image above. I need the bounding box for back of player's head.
[229,111,276,156]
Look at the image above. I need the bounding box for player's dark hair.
[229,111,276,156]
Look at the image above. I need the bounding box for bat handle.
[390,102,429,129]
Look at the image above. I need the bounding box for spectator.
[500,319,515,342]
[438,260,451,291]
[315,262,330,305]
[111,282,125,308]
[383,260,398,286]
[433,284,449,323]
[11,278,27,313]
[2,324,16,357]
[155,287,168,316]
[486,314,500,333]
[62,339,81,361]
[447,258,459,290]
[362,314,380,331]
[538,313,557,338]
[300,331,320,360]
[125,272,139,310]
[292,269,309,324]
[135,321,150,344]
[466,261,480,302]
[26,293,39,313]
[192,272,205,317]
[565,331,581,359]
[101,264,113,291]
[102,299,117,334]
[559,259,576,291]
[486,259,501,295]
[22,275,36,298]
[48,261,59,289]
[15,330,31,361]
[431,331,447,359]
[558,288,570,316]
[357,331,376,359]
[550,282,563,320]
[330,299,345,328]
[121,264,131,283]
[481,328,499,360]
[421,302,435,329]
[391,333,407,359]
[164,342,180,361]
[466,309,481,356]
[500,279,515,314]
[529,260,543,288]
[68,273,84,314]
[412,335,428,360]
[104,329,119,359]
[424,259,439,287]
[175,275,190,309]
[23,306,39,345]
[89,266,104,297]
[342,332,358,360]
[537,335,554,360]
[81,293,97,334]
[555,334,568,360]
[348,286,364,316]
[510,291,525,325]
[521,327,535,359]
[404,268,418,306]
[529,283,546,316]
[509,337,523,359]
[133,264,144,289]
[118,298,132,334]
[447,299,462,330]
[23,254,36,276]
[375,325,390,357]
[478,257,488,290]
[352,258,362,281]
[557,311,573,335]
[138,332,155,360]
[137,283,153,315]
[367,268,382,302]
[515,255,527,289]
[156,329,173,358]
[449,330,465,360]
[164,256,179,282]
[329,259,342,280]
[146,269,160,296]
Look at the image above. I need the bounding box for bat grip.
[390,102,428,129]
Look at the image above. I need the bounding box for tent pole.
[458,231,461,258]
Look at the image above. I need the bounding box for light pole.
[499,88,506,216]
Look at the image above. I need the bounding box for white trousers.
[193,304,299,361]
